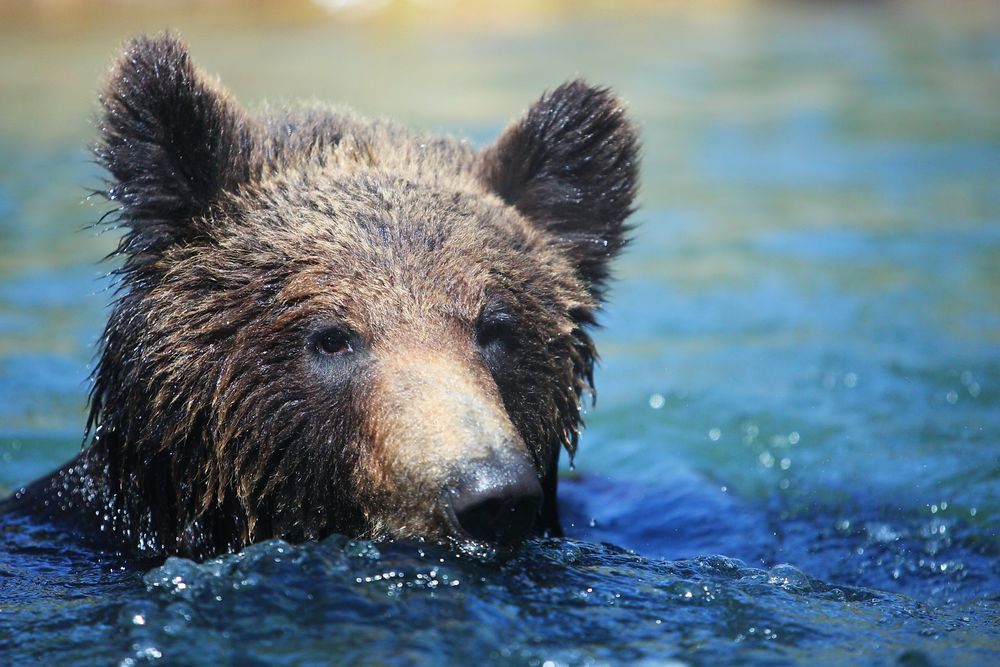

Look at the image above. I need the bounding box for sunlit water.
[1,3,998,665]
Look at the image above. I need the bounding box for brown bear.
[2,34,639,559]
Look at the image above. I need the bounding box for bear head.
[85,35,638,558]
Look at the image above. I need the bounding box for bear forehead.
[160,168,590,339]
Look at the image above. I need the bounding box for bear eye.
[476,306,518,351]
[313,326,353,356]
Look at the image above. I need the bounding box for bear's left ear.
[480,80,639,299]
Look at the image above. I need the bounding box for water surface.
[1,2,998,665]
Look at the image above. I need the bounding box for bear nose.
[446,454,543,545]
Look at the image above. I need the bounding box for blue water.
[2,3,999,665]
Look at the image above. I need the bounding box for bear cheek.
[358,350,543,544]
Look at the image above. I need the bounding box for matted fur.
[4,34,639,559]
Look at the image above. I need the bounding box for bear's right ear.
[96,35,258,259]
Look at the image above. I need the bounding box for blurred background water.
[0,1,998,665]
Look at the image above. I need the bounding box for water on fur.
[1,3,999,665]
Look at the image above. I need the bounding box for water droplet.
[135,647,162,660]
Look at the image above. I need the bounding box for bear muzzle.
[367,348,545,547]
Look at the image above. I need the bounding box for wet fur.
[3,35,639,559]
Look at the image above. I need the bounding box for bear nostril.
[447,456,543,545]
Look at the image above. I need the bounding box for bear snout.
[443,453,542,546]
